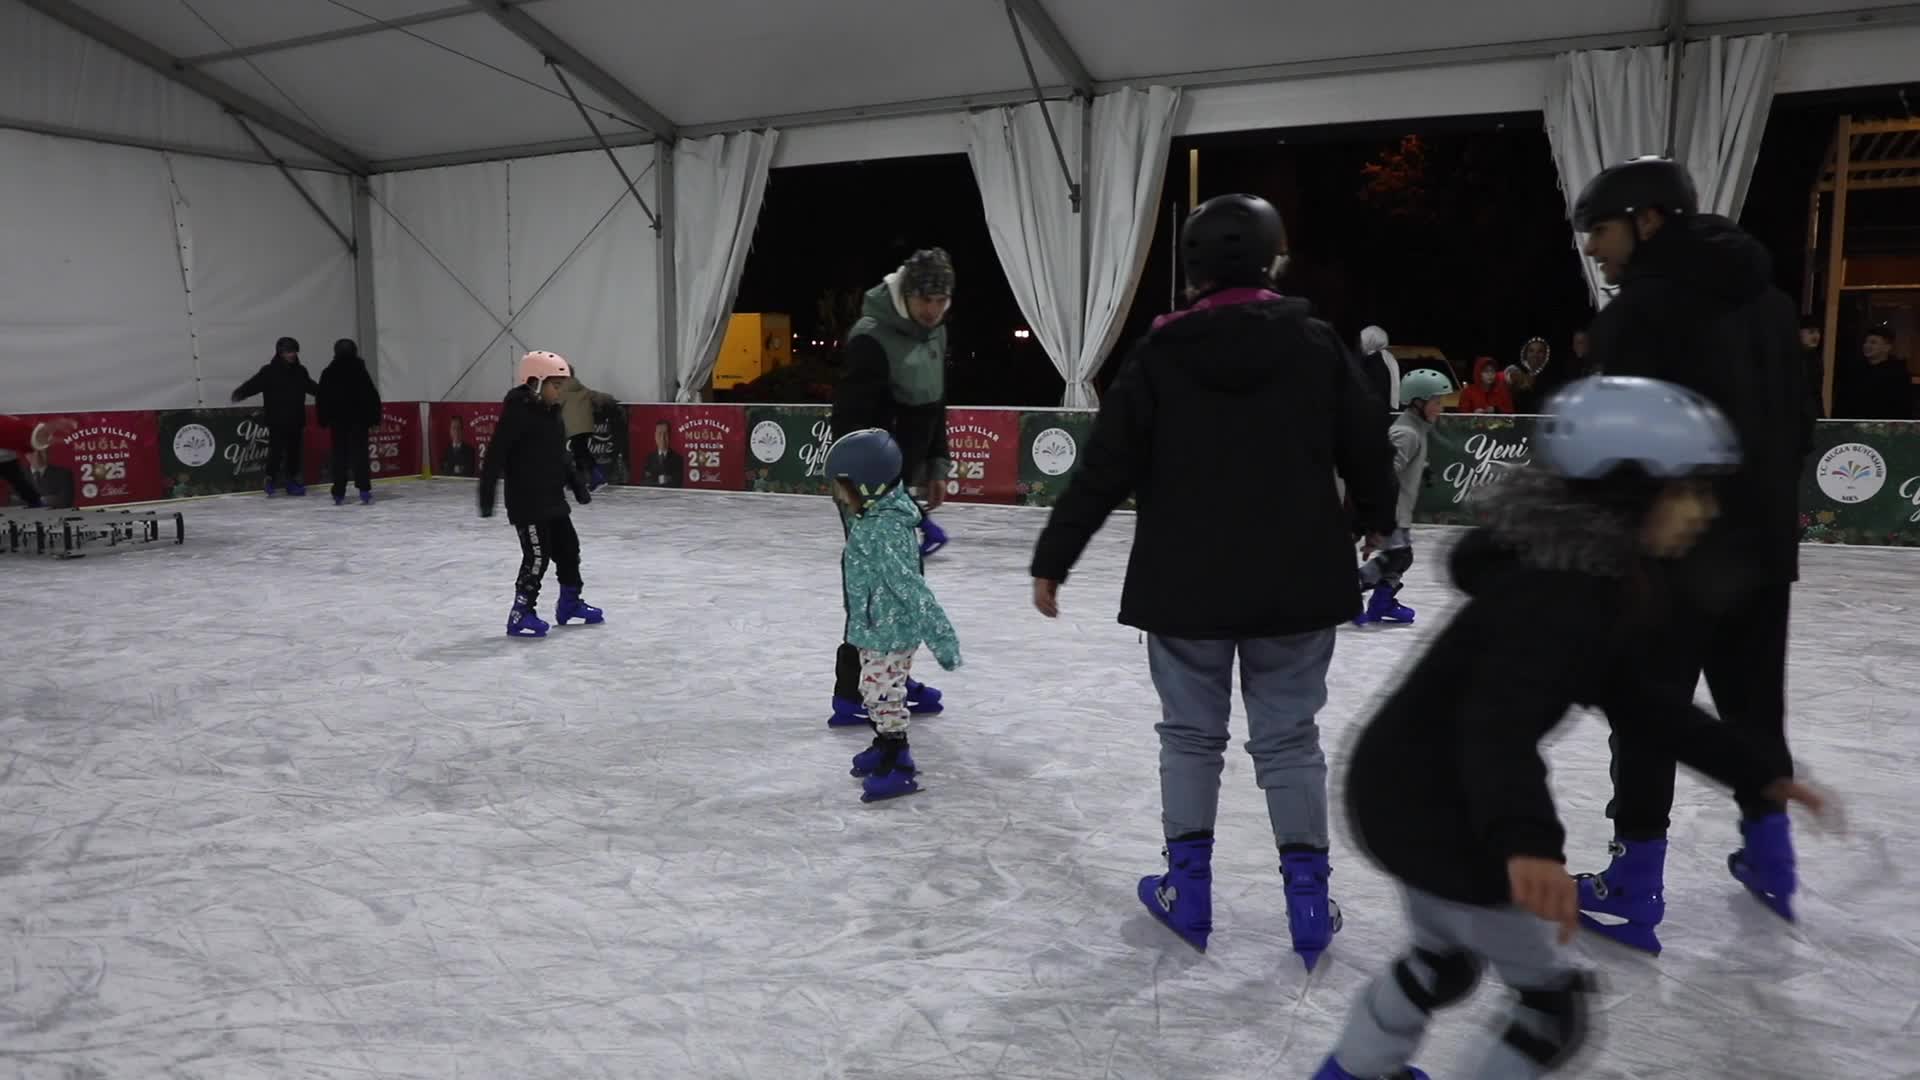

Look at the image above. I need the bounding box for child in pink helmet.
[478,350,603,637]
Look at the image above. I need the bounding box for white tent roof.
[8,0,1920,173]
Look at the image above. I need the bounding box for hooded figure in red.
[1455,357,1515,415]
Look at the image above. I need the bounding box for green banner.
[1799,421,1920,547]
[745,405,834,496]
[1017,410,1097,507]
[156,407,274,498]
[1413,415,1537,525]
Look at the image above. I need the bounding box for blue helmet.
[824,428,903,496]
[1534,376,1740,480]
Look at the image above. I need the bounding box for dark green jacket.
[832,273,949,486]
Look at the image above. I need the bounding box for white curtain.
[1676,35,1786,219]
[1545,45,1674,308]
[967,100,1085,400]
[1077,86,1180,407]
[672,130,779,403]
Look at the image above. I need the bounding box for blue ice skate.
[828,696,871,728]
[286,480,307,497]
[1137,834,1214,952]
[360,489,374,506]
[1311,1058,1430,1080]
[906,678,943,715]
[507,596,549,638]
[857,736,918,801]
[1576,837,1667,954]
[1353,584,1414,626]
[589,464,608,492]
[334,493,346,506]
[1281,851,1342,971]
[1728,813,1796,922]
[918,515,948,557]
[554,586,604,626]
[263,477,277,496]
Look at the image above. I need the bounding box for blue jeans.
[1147,630,1337,850]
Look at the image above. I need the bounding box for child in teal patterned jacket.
[827,428,961,802]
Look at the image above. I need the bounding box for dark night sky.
[730,83,1920,406]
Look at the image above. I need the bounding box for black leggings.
[330,426,372,497]
[514,516,583,605]
[1605,582,1794,836]
[266,422,304,484]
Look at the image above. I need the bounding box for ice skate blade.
[1578,912,1663,954]
[907,699,944,715]
[860,779,920,803]
[1135,877,1209,953]
[1728,853,1797,923]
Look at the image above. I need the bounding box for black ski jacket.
[1030,293,1396,638]
[317,346,382,430]
[1588,214,1813,587]
[1346,525,1779,907]
[233,358,319,428]
[479,384,587,525]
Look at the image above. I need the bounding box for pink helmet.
[517,350,571,386]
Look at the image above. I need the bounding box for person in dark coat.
[1838,324,1914,420]
[1798,316,1826,419]
[1569,156,1816,953]
[317,339,383,505]
[1030,194,1397,971]
[824,248,955,727]
[1314,376,1829,1080]
[232,336,319,495]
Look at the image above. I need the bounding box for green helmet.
[1399,367,1456,408]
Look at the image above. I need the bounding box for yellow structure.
[711,313,794,390]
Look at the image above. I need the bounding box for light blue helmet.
[824,428,903,496]
[1534,376,1740,480]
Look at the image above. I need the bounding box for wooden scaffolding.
[1807,115,1920,414]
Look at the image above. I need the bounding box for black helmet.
[1572,156,1698,231]
[1182,194,1286,289]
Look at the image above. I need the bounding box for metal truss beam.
[464,0,677,140]
[17,0,371,174]
[178,1,549,66]
[1004,0,1094,96]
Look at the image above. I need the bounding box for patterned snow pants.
[859,648,917,737]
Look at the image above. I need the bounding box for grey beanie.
[901,248,955,297]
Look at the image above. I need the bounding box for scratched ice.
[1,481,1915,1078]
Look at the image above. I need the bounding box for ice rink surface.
[2,480,1916,1079]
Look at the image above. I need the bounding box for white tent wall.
[370,147,661,404]
[0,129,355,412]
[0,0,328,168]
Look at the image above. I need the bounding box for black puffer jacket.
[1030,292,1397,638]
[479,384,587,525]
[316,343,382,430]
[1588,214,1812,587]
[232,357,318,427]
[1346,479,1779,906]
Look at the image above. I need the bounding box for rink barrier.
[7,404,1917,547]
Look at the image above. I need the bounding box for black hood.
[502,382,550,411]
[1148,296,1316,392]
[1627,214,1772,305]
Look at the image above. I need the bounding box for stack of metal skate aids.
[0,507,184,559]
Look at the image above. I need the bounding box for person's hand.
[925,473,947,509]
[1033,578,1061,618]
[1508,856,1579,943]
[1763,778,1842,832]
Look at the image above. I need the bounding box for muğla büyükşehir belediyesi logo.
[1816,442,1888,505]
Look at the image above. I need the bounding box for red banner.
[627,404,746,491]
[942,408,1021,504]
[0,411,165,508]
[301,403,425,484]
[427,402,501,479]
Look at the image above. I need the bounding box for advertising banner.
[1411,414,1537,525]
[301,403,424,485]
[1798,421,1920,547]
[941,408,1021,504]
[426,402,501,479]
[0,411,165,508]
[154,407,274,497]
[627,404,747,491]
[586,401,632,487]
[745,405,833,496]
[1016,410,1096,506]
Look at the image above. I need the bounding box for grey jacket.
[1387,409,1431,530]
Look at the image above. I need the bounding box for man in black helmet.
[1568,156,1815,952]
[1028,194,1397,971]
